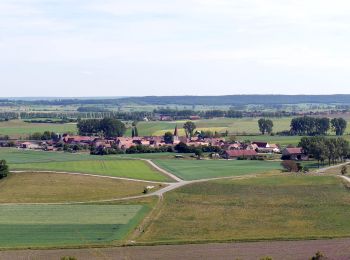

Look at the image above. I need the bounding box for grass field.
[0,173,164,203]
[12,160,171,182]
[0,120,77,138]
[153,159,282,180]
[0,204,148,248]
[140,175,350,243]
[0,148,97,164]
[127,118,294,136]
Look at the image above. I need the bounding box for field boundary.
[11,170,171,184]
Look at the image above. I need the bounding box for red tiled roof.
[225,150,257,157]
[284,147,303,154]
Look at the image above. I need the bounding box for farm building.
[282,147,308,161]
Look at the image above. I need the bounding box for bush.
[281,160,299,172]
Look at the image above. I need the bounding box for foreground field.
[0,204,148,248]
[0,173,164,203]
[0,148,96,164]
[0,120,77,138]
[12,160,171,182]
[140,175,350,243]
[153,159,281,180]
[2,238,349,260]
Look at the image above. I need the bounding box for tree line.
[290,117,347,136]
[299,136,349,166]
[77,118,126,137]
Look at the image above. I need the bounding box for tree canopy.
[258,118,274,135]
[77,118,126,137]
[0,160,9,179]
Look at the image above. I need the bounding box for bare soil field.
[1,238,349,260]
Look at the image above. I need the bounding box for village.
[11,125,306,161]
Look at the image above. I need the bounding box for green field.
[0,148,97,164]
[140,175,350,243]
[127,118,294,136]
[0,120,77,138]
[12,160,171,182]
[0,204,147,248]
[153,159,282,180]
[0,173,164,203]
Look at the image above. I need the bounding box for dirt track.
[1,238,350,260]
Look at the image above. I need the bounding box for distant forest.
[1,95,350,106]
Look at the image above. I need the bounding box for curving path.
[8,160,260,205]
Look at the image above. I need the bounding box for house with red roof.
[282,147,308,161]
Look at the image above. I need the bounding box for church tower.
[173,125,179,142]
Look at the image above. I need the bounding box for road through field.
[1,238,349,260]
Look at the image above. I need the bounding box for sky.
[1,0,350,97]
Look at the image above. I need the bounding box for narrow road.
[11,170,171,184]
[142,159,183,182]
[315,161,349,174]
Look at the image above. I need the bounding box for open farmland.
[127,118,294,136]
[12,160,171,182]
[140,175,350,243]
[0,120,77,138]
[0,173,164,203]
[0,204,148,248]
[153,159,282,180]
[0,148,97,164]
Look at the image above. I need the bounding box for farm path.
[142,159,183,182]
[11,170,171,185]
[340,175,350,183]
[315,161,349,174]
[7,168,260,205]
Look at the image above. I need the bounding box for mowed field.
[0,120,77,138]
[0,173,164,203]
[127,118,294,136]
[153,159,282,180]
[12,160,171,182]
[0,149,171,182]
[140,175,350,243]
[0,204,148,248]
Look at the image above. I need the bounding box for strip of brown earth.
[1,238,350,260]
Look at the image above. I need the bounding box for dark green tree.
[331,118,347,136]
[99,118,126,137]
[0,160,9,179]
[164,131,174,144]
[183,121,196,138]
[258,118,274,135]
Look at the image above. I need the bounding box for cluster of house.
[14,126,307,161]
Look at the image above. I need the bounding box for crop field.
[128,118,294,136]
[12,160,171,182]
[153,159,282,180]
[0,148,98,164]
[0,120,77,138]
[0,204,148,248]
[0,173,164,203]
[140,175,350,243]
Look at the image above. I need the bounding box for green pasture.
[0,148,96,164]
[140,175,350,243]
[12,160,170,182]
[127,118,293,136]
[153,159,282,180]
[0,173,164,203]
[0,120,77,138]
[0,204,147,248]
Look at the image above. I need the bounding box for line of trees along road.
[299,136,349,166]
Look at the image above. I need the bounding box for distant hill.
[118,95,350,105]
[1,95,350,106]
